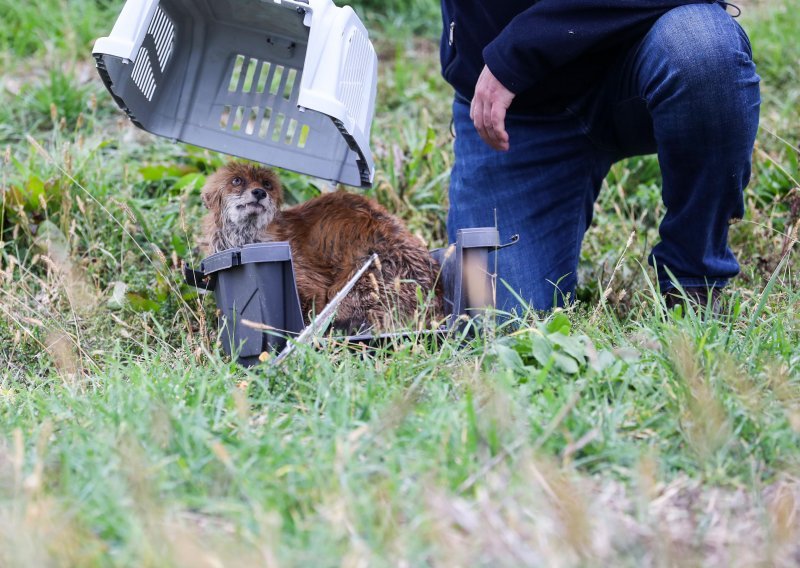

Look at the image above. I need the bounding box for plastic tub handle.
[184,265,216,291]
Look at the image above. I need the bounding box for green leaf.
[171,234,189,257]
[422,126,436,156]
[181,289,199,302]
[491,342,526,373]
[549,332,588,362]
[25,175,45,209]
[589,350,617,373]
[546,312,571,335]
[126,292,161,312]
[529,333,554,367]
[552,351,580,375]
[173,172,206,192]
[139,165,185,181]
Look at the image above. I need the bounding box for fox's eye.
[231,177,243,187]
[263,180,272,190]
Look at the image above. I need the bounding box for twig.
[273,254,378,364]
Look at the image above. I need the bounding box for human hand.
[470,65,516,151]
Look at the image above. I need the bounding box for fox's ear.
[201,187,213,208]
[201,174,222,210]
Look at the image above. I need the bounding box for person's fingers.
[470,66,515,151]
[491,104,509,151]
[472,97,493,148]
[477,107,496,149]
[472,98,484,138]
[483,102,498,147]
[473,90,500,150]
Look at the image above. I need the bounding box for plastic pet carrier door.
[93,0,377,187]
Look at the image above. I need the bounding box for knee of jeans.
[645,4,756,95]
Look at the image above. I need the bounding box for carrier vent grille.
[131,5,175,101]
[337,29,373,125]
[219,54,310,148]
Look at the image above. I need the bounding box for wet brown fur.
[201,162,442,331]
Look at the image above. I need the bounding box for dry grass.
[426,457,800,567]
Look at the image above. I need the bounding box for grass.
[1,0,799,565]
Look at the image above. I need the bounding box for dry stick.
[240,319,317,341]
[272,254,378,364]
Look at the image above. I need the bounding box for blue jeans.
[447,3,761,312]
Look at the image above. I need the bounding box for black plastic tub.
[185,227,503,366]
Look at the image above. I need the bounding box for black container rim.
[201,248,240,275]
[240,242,293,265]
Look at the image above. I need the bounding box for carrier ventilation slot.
[337,30,372,123]
[131,5,175,101]
[221,55,309,148]
[227,55,297,101]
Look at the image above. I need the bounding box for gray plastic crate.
[185,227,502,366]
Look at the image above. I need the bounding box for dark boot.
[663,286,724,317]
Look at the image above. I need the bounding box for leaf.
[588,349,617,373]
[108,281,128,310]
[422,126,436,156]
[25,175,45,209]
[155,284,169,304]
[552,351,580,375]
[139,164,185,181]
[171,234,189,257]
[126,292,161,312]
[4,185,25,209]
[529,333,554,367]
[508,332,532,355]
[546,312,571,335]
[549,332,588,362]
[181,289,199,302]
[173,172,206,192]
[491,342,527,373]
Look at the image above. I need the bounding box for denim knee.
[647,4,753,83]
[638,1,762,163]
[641,4,758,118]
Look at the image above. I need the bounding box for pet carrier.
[184,228,503,366]
[93,0,378,187]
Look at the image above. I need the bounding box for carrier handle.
[183,265,216,292]
[495,234,520,250]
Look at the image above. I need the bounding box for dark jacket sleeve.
[483,0,713,94]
